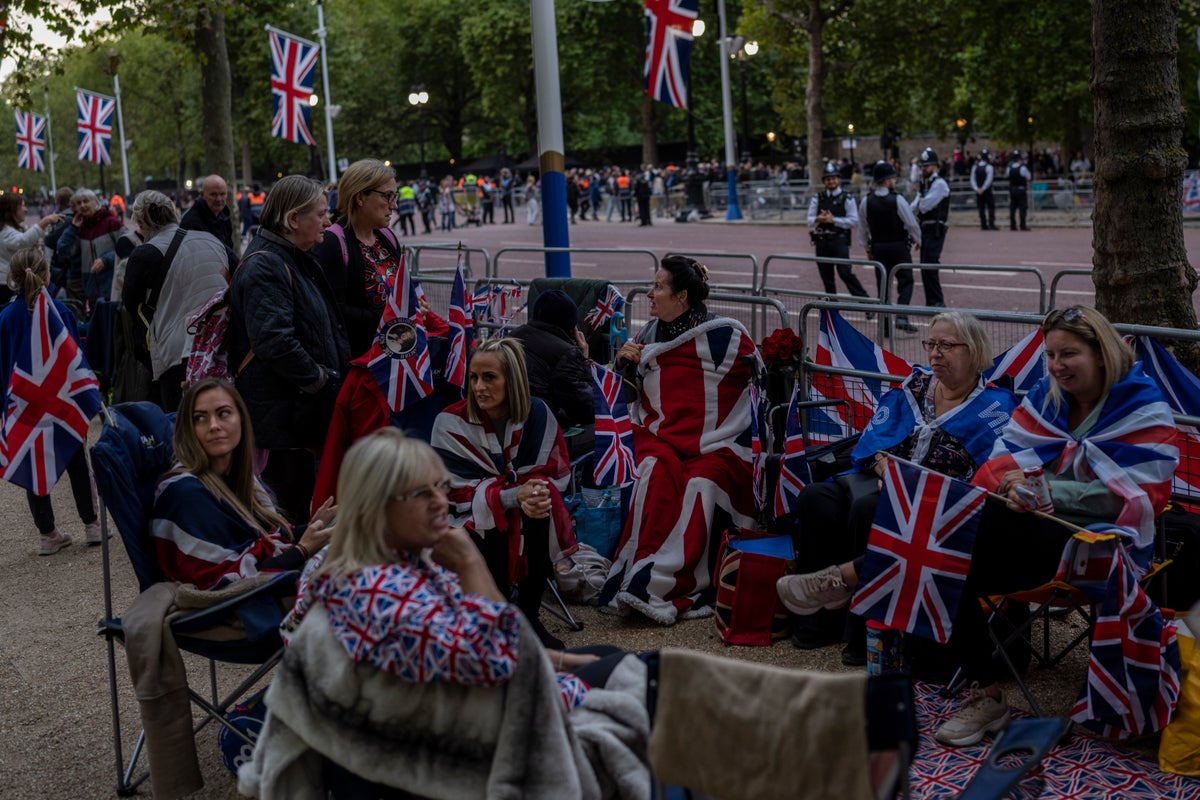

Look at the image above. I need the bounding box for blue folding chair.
[93,402,297,795]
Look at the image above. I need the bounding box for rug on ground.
[909,681,1200,798]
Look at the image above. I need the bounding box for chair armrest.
[170,571,299,636]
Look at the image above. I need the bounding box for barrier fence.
[890,263,1049,312]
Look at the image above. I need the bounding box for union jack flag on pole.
[644,0,699,109]
[584,284,625,331]
[984,328,1045,393]
[773,380,812,518]
[444,250,473,391]
[366,250,434,412]
[849,457,987,644]
[591,362,638,486]
[14,111,46,172]
[0,291,101,495]
[75,89,114,165]
[268,27,319,145]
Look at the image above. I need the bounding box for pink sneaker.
[38,529,72,556]
[84,521,104,545]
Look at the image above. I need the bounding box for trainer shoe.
[84,521,104,545]
[38,529,72,556]
[934,683,1010,747]
[776,565,853,616]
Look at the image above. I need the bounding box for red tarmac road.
[410,216,1200,319]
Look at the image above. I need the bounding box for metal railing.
[1048,268,1093,310]
[626,288,788,340]
[664,250,760,293]
[491,246,659,280]
[891,262,1048,313]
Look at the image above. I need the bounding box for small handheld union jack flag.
[366,250,434,413]
[591,362,638,486]
[584,284,625,332]
[268,28,319,145]
[849,457,986,644]
[0,291,101,495]
[75,89,114,165]
[749,382,766,510]
[444,251,473,391]
[14,111,46,172]
[644,0,700,108]
[773,380,811,518]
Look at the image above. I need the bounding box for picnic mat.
[909,682,1200,798]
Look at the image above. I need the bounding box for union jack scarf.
[972,364,1178,551]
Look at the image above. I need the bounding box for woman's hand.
[573,327,590,359]
[90,258,105,274]
[616,341,643,366]
[996,469,1030,513]
[518,479,552,519]
[310,496,337,529]
[430,526,486,574]
[546,649,601,673]
[295,497,337,555]
[38,214,62,230]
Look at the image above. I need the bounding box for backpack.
[184,250,271,384]
[326,222,400,266]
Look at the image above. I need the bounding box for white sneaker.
[776,565,853,616]
[84,521,104,545]
[38,529,72,556]
[934,683,1010,747]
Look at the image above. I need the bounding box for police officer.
[808,161,868,299]
[912,147,949,308]
[1007,149,1032,231]
[970,148,997,230]
[858,160,921,332]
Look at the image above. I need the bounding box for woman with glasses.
[431,338,579,649]
[931,306,1177,748]
[776,311,1017,663]
[151,379,334,590]
[598,255,760,625]
[314,158,403,357]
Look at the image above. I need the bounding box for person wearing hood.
[510,290,594,431]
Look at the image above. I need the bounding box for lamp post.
[730,38,758,163]
[680,18,710,221]
[408,84,429,178]
[847,123,855,169]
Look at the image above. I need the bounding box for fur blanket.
[238,605,650,800]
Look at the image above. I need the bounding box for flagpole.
[530,0,571,278]
[315,2,337,184]
[112,73,131,200]
[717,0,742,221]
[43,83,57,194]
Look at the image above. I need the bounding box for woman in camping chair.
[150,378,334,590]
[598,255,759,624]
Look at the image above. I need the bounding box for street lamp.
[680,17,710,221]
[729,37,758,163]
[408,84,429,178]
[847,123,855,168]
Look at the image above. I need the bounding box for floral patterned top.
[290,549,588,709]
[360,238,397,310]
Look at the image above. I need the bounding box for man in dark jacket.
[510,290,594,435]
[180,175,235,252]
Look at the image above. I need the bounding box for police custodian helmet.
[918,148,939,167]
[822,161,840,178]
[979,147,990,161]
[1011,149,1023,161]
[872,160,897,182]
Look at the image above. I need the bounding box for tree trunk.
[641,94,659,167]
[1091,0,1198,367]
[805,0,824,180]
[194,9,236,196]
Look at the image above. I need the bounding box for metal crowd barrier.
[664,250,759,293]
[409,244,490,278]
[1048,268,1093,310]
[626,287,788,340]
[891,263,1048,312]
[491,246,659,280]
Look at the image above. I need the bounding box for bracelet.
[295,543,310,560]
[557,650,565,671]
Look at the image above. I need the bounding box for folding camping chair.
[93,402,298,795]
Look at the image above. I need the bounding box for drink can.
[865,620,904,676]
[1021,466,1054,513]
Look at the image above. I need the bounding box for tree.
[1091,0,1198,357]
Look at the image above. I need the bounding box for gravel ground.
[0,420,1128,799]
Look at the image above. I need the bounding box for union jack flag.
[75,89,114,165]
[749,381,765,509]
[591,362,638,486]
[773,380,812,518]
[1060,537,1181,738]
[584,284,625,331]
[0,291,101,495]
[366,250,434,412]
[984,328,1045,392]
[849,457,986,644]
[14,111,46,172]
[1132,335,1200,508]
[471,283,524,333]
[269,28,319,145]
[644,0,699,108]
[445,251,473,391]
[810,309,911,443]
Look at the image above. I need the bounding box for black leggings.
[471,516,553,619]
[26,447,96,535]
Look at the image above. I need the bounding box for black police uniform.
[1008,159,1030,230]
[915,172,949,307]
[810,188,868,297]
[971,159,997,230]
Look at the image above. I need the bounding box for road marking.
[1020,261,1093,268]
[939,282,1093,296]
[497,256,599,267]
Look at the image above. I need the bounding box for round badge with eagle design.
[378,318,418,359]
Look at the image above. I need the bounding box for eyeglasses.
[391,479,451,503]
[921,339,968,354]
[366,189,398,204]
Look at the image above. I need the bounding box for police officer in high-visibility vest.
[912,147,949,307]
[807,161,868,300]
[970,148,997,230]
[858,160,921,332]
[1007,149,1031,231]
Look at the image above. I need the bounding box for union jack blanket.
[972,364,1178,551]
[432,398,576,586]
[600,317,760,624]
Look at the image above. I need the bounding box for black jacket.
[228,230,351,449]
[511,320,594,428]
[312,221,401,358]
[180,201,235,251]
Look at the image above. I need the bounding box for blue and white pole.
[530,0,571,277]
